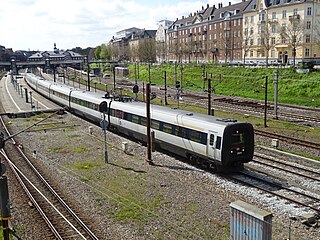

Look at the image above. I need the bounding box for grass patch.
[49,146,70,154]
[73,146,87,153]
[125,64,320,107]
[71,161,103,170]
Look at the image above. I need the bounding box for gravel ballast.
[5,112,320,240]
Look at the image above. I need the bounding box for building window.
[305,48,310,57]
[245,16,248,25]
[272,12,276,20]
[250,27,254,35]
[306,21,311,29]
[244,28,248,36]
[271,50,275,58]
[271,24,276,33]
[306,34,311,43]
[293,9,298,16]
[281,37,286,44]
[282,10,287,19]
[271,37,275,45]
[307,7,312,16]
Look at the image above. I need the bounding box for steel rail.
[232,171,320,213]
[0,113,99,240]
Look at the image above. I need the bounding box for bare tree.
[138,38,156,63]
[156,41,165,63]
[280,15,304,66]
[242,23,254,65]
[258,20,278,67]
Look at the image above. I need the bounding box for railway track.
[255,129,320,151]
[252,153,320,183]
[0,113,100,240]
[229,170,320,214]
[44,69,320,128]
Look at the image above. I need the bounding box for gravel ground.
[4,112,320,240]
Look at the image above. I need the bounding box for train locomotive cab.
[220,123,254,171]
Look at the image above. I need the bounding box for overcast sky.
[0,0,238,51]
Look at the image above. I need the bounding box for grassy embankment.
[88,64,320,159]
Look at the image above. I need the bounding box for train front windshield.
[230,130,245,155]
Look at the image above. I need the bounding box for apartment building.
[166,1,251,63]
[243,0,320,65]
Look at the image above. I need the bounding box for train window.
[216,136,222,149]
[200,133,207,144]
[189,130,201,143]
[231,132,244,145]
[124,112,132,122]
[209,134,214,146]
[162,123,172,134]
[177,127,187,138]
[132,115,140,124]
[151,120,160,130]
[172,126,179,136]
[140,117,146,126]
[114,110,122,118]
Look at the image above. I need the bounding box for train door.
[207,131,218,160]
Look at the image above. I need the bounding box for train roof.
[68,88,242,128]
[112,98,242,128]
[26,75,245,128]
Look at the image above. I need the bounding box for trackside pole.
[146,83,153,164]
[103,112,108,163]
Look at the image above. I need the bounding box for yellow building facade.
[243,0,320,65]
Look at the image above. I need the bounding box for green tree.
[95,45,102,59]
[100,44,113,60]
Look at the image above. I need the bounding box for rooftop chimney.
[229,2,231,6]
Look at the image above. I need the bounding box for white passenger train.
[25,73,254,171]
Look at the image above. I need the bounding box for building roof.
[168,0,252,31]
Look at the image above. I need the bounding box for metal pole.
[174,62,177,84]
[143,82,145,102]
[148,63,151,84]
[103,112,108,163]
[63,68,66,84]
[53,66,56,82]
[87,63,91,91]
[180,64,183,89]
[113,65,116,91]
[274,70,279,119]
[164,71,168,105]
[134,62,137,83]
[29,91,33,110]
[208,77,211,115]
[264,76,268,128]
[146,83,152,164]
[0,176,10,240]
[25,88,28,103]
